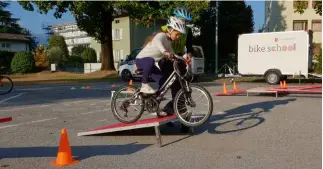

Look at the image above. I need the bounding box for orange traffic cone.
[51,128,79,167]
[223,82,228,94]
[283,80,287,88]
[280,81,283,88]
[127,80,134,92]
[233,81,238,92]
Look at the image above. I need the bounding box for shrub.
[47,47,66,65]
[66,55,84,68]
[314,47,322,74]
[0,51,15,73]
[81,47,97,63]
[11,51,35,73]
[71,45,87,57]
[48,35,69,58]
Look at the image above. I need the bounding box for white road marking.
[232,102,245,106]
[62,103,72,106]
[0,117,57,129]
[213,100,221,103]
[216,111,227,115]
[0,104,51,112]
[0,123,24,129]
[80,108,110,115]
[16,87,53,91]
[99,100,110,103]
[27,117,57,124]
[54,107,88,112]
[0,92,27,104]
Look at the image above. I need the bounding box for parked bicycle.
[111,54,213,127]
[0,75,13,95]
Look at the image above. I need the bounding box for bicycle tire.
[0,75,14,95]
[173,84,213,127]
[111,85,145,123]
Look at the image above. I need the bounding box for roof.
[0,33,31,42]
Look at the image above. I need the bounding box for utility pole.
[214,1,218,75]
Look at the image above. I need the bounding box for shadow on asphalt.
[89,124,194,148]
[0,142,151,160]
[193,98,297,135]
[79,98,297,147]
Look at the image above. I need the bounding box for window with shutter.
[312,20,322,32]
[120,50,124,60]
[293,20,308,30]
[112,29,115,40]
[115,29,120,40]
[120,29,123,40]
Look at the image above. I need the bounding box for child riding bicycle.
[135,16,188,95]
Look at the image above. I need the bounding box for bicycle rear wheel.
[0,76,13,95]
[111,85,145,123]
[173,84,213,127]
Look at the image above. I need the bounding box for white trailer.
[237,31,313,84]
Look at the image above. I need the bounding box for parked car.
[118,46,205,82]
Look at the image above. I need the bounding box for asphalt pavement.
[0,81,321,169]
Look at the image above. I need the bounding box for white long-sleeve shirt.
[136,32,174,62]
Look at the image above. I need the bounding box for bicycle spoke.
[174,84,213,127]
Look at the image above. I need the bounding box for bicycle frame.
[155,68,191,102]
[126,55,193,107]
[138,57,193,104]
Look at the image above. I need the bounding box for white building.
[50,22,91,54]
[0,33,31,52]
[264,0,321,46]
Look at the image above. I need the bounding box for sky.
[6,1,265,44]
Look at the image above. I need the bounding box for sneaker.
[163,100,174,115]
[140,83,156,94]
[149,111,168,117]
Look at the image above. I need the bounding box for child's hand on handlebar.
[163,51,174,60]
[184,53,192,65]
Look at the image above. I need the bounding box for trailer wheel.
[265,71,280,85]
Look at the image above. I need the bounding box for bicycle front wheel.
[0,76,13,95]
[173,84,213,127]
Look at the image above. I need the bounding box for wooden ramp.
[77,115,191,147]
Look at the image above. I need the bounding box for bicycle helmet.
[173,7,192,22]
[166,16,186,34]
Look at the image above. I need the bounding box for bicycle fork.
[179,79,196,107]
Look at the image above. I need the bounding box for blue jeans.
[136,57,163,86]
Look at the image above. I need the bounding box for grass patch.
[4,70,120,86]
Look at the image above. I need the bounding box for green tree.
[0,2,38,50]
[218,1,254,65]
[81,47,97,63]
[48,35,69,59]
[47,46,66,65]
[196,1,254,72]
[42,23,54,43]
[72,45,87,57]
[294,0,322,16]
[18,1,209,71]
[0,1,22,34]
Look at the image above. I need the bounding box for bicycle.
[111,54,213,127]
[0,75,13,95]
